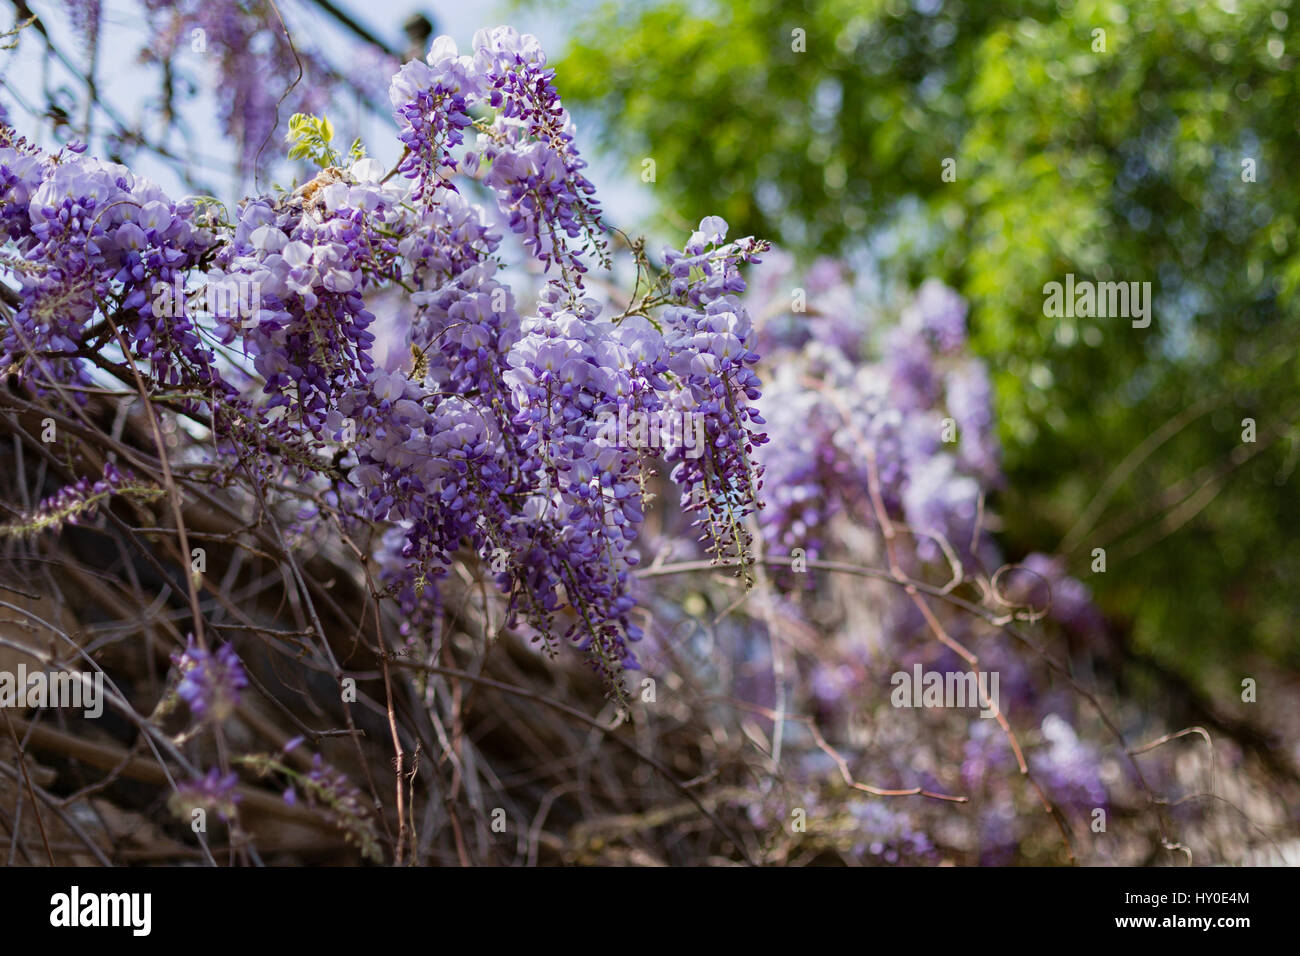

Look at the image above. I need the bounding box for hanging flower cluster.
[1,27,769,696]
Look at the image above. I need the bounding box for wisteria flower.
[172,637,248,723]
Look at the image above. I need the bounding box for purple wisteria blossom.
[172,638,247,723]
[0,462,150,538]
[170,768,241,822]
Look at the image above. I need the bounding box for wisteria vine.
[1,26,770,697]
[0,23,1250,866]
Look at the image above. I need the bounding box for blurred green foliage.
[549,0,1300,689]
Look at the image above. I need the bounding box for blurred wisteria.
[13,0,404,189]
